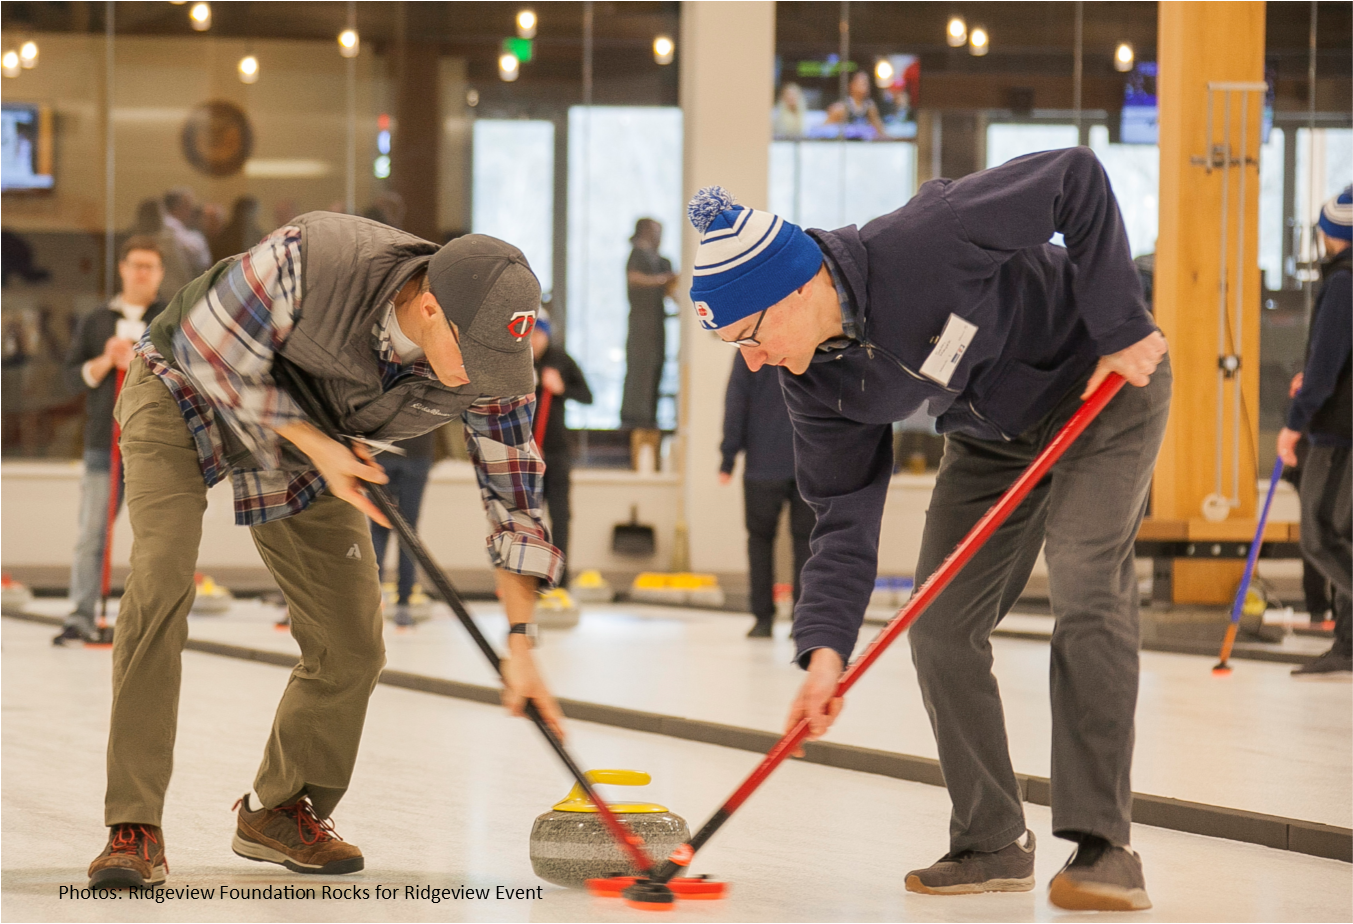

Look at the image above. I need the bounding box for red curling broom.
[589,373,1129,909]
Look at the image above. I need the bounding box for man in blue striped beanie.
[687,147,1169,911]
[1280,185,1351,678]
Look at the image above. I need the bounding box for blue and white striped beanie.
[1318,185,1352,242]
[686,187,823,331]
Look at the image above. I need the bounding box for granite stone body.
[529,810,690,888]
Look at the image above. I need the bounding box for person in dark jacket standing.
[719,352,815,637]
[685,147,1169,911]
[54,236,166,645]
[1278,186,1352,678]
[532,309,593,578]
[87,215,566,891]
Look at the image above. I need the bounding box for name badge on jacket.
[919,314,978,387]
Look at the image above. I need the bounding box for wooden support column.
[1153,1,1266,604]
[392,31,441,241]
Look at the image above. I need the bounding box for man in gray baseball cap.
[88,213,564,889]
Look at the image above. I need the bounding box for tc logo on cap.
[694,301,717,331]
[506,310,537,341]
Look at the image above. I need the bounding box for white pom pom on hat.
[687,186,737,234]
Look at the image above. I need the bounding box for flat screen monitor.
[1119,63,1272,145]
[1,102,54,192]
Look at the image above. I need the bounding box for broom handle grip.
[651,373,1127,885]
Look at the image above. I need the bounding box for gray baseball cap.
[427,234,540,398]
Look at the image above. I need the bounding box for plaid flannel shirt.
[135,226,563,586]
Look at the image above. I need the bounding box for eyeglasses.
[724,307,769,348]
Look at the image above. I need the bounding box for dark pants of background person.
[1299,445,1352,654]
[369,454,435,605]
[105,359,384,826]
[542,460,573,584]
[1288,438,1335,620]
[743,478,815,623]
[620,305,665,429]
[908,360,1171,854]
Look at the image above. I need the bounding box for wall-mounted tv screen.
[1120,62,1273,146]
[2,103,54,192]
[774,54,919,141]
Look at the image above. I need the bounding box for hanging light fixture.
[189,2,212,31]
[653,35,674,65]
[516,9,537,39]
[946,15,967,48]
[238,53,259,84]
[18,40,38,69]
[2,51,21,78]
[338,28,360,57]
[1114,41,1135,72]
[874,57,894,88]
[969,26,989,56]
[498,52,520,82]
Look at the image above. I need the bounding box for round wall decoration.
[181,100,253,177]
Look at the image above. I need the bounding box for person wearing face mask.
[86,215,565,892]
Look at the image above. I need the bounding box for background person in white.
[55,236,166,644]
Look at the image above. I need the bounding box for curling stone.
[190,573,233,615]
[1,573,34,611]
[569,569,615,604]
[536,587,581,629]
[530,770,689,888]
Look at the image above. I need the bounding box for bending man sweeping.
[686,146,1169,912]
[88,214,564,889]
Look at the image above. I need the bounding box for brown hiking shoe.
[88,824,168,889]
[232,794,364,875]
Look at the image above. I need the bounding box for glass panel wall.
[769,140,916,230]
[1,3,683,462]
[471,120,555,293]
[565,105,683,431]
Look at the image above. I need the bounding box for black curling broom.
[271,356,657,878]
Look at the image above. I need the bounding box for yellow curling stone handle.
[552,769,668,814]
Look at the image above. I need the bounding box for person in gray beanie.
[1279,185,1352,678]
[686,146,1169,911]
[87,213,565,890]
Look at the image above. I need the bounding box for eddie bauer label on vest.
[919,313,978,387]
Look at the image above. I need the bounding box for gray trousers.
[67,450,116,630]
[1299,444,1352,652]
[908,359,1171,853]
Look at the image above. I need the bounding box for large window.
[471,120,555,292]
[1295,128,1353,265]
[769,140,917,230]
[566,106,684,431]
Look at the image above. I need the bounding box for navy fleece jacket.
[783,147,1158,668]
[720,355,797,481]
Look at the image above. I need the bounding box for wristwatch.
[508,622,538,648]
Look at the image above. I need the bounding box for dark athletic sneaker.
[88,824,168,889]
[1291,647,1353,679]
[1048,836,1152,911]
[905,830,1036,894]
[747,619,773,638]
[53,623,97,646]
[232,794,364,875]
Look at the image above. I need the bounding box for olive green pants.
[105,359,385,826]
